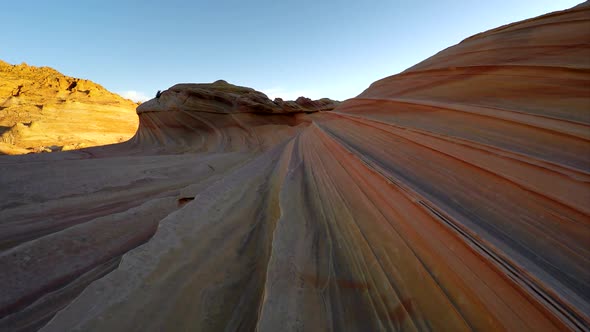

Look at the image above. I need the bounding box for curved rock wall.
[0,3,588,331]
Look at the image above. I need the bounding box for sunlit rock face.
[0,61,139,155]
[1,2,589,332]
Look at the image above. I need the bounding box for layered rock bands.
[0,2,589,331]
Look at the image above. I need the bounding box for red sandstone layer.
[0,2,588,331]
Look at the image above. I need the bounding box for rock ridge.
[137,80,340,115]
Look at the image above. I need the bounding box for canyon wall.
[0,2,588,331]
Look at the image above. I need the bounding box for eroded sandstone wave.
[0,2,589,331]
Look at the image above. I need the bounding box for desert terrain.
[0,2,589,331]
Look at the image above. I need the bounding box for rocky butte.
[0,60,139,154]
[0,2,589,331]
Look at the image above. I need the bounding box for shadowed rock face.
[0,61,139,155]
[1,2,589,332]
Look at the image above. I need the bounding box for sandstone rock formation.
[0,61,139,154]
[0,2,589,332]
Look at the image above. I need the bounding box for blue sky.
[1,0,582,101]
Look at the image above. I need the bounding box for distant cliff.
[0,60,139,154]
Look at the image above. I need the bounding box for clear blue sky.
[1,0,582,101]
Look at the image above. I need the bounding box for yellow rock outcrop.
[0,60,139,154]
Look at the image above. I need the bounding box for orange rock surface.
[0,61,139,154]
[0,2,589,331]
